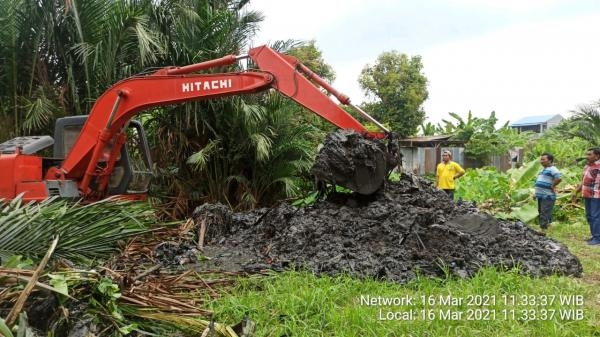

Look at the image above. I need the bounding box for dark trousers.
[537,198,555,229]
[443,189,454,199]
[584,198,600,240]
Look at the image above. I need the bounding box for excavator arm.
[0,45,394,201]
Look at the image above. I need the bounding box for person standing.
[436,150,465,199]
[573,148,600,245]
[534,153,561,230]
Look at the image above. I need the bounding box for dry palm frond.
[105,219,247,316]
[133,311,239,337]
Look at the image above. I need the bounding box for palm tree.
[0,0,168,136]
[209,91,319,209]
[0,0,61,138]
[66,0,166,109]
[0,0,325,214]
[566,100,600,145]
[139,0,269,214]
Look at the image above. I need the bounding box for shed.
[510,114,564,133]
[398,135,465,175]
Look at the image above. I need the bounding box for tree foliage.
[441,110,500,141]
[552,99,600,146]
[0,0,173,138]
[287,39,335,83]
[358,51,428,136]
[523,128,588,167]
[529,102,600,167]
[442,111,530,162]
[466,126,530,163]
[418,121,442,136]
[0,0,324,214]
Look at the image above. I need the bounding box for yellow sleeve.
[454,162,465,174]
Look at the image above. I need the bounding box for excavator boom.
[0,45,395,202]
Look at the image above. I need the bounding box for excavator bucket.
[311,130,398,195]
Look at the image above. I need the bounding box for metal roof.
[400,135,452,142]
[398,135,464,147]
[510,114,561,126]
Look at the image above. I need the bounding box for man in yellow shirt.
[436,150,465,199]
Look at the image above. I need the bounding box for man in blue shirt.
[535,153,562,230]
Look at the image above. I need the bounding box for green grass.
[200,133,597,335]
[544,217,600,283]
[209,263,599,336]
[203,204,600,336]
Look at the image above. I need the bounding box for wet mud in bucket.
[310,130,390,195]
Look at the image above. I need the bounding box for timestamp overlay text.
[358,293,585,322]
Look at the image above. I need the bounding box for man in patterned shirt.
[534,153,561,230]
[574,148,600,245]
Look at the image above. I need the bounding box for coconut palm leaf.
[568,100,600,144]
[0,197,155,265]
[268,39,303,53]
[249,132,273,162]
[0,0,47,136]
[187,139,221,170]
[20,87,59,132]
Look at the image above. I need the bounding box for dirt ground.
[193,172,582,282]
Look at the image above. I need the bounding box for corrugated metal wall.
[400,146,517,174]
[400,147,465,175]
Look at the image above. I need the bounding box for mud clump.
[154,241,199,265]
[311,130,392,195]
[194,173,582,282]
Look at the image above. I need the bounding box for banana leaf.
[510,202,539,224]
[508,159,541,189]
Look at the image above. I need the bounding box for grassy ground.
[207,218,600,336]
[546,217,600,284]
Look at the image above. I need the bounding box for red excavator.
[0,45,396,202]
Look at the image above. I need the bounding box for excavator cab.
[52,116,153,198]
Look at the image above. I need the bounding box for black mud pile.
[195,173,582,283]
[311,130,391,195]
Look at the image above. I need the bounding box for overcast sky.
[246,0,600,126]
